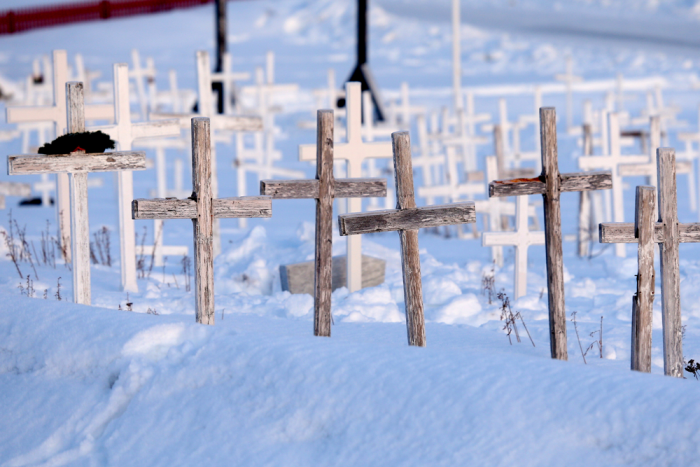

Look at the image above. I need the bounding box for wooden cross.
[133,117,272,325]
[261,110,386,336]
[338,131,475,346]
[482,195,544,299]
[6,50,113,262]
[578,112,650,257]
[89,63,181,292]
[8,82,147,305]
[0,182,31,210]
[299,82,393,293]
[599,149,696,377]
[554,56,582,131]
[490,107,612,360]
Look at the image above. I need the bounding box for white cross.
[578,112,649,257]
[417,146,485,201]
[482,194,544,299]
[6,49,114,263]
[411,114,446,206]
[363,90,397,211]
[89,63,180,292]
[554,56,582,131]
[129,49,157,121]
[211,52,251,115]
[0,181,31,210]
[299,82,393,292]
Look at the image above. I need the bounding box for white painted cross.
[554,56,582,131]
[0,182,31,210]
[211,52,251,115]
[130,49,157,121]
[578,112,650,257]
[482,195,545,298]
[8,82,147,305]
[89,63,180,292]
[6,50,113,263]
[299,82,393,292]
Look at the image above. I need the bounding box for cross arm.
[339,202,476,235]
[599,222,700,244]
[150,113,263,132]
[482,231,545,247]
[618,160,692,177]
[578,155,649,171]
[260,178,387,199]
[0,181,31,197]
[489,171,612,197]
[133,196,272,220]
[8,151,147,175]
[6,106,59,124]
[133,119,181,139]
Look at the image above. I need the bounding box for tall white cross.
[130,49,157,121]
[554,56,582,131]
[482,195,545,299]
[89,63,180,292]
[578,112,649,257]
[211,52,251,115]
[452,0,462,111]
[5,49,113,262]
[299,82,393,292]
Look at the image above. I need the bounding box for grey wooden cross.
[338,131,476,347]
[8,82,147,305]
[599,149,698,377]
[260,110,386,337]
[132,117,272,325]
[489,107,612,360]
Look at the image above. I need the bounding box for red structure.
[0,0,217,35]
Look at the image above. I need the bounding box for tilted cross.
[489,107,612,360]
[6,50,114,262]
[133,117,272,325]
[299,82,394,293]
[8,82,147,305]
[578,112,650,257]
[0,182,31,210]
[89,63,181,292]
[482,194,545,299]
[338,131,476,347]
[599,149,696,377]
[261,110,386,336]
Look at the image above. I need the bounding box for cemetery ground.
[3,0,700,465]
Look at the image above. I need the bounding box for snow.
[1,0,700,464]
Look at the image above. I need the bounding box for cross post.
[490,107,613,360]
[261,110,386,336]
[133,117,272,324]
[599,149,692,377]
[339,131,476,346]
[8,82,147,305]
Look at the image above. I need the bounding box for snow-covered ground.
[2,0,700,465]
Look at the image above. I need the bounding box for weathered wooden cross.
[6,50,113,262]
[299,82,393,293]
[90,63,181,292]
[133,117,272,325]
[261,110,386,336]
[8,82,147,305]
[338,131,476,347]
[489,107,612,360]
[599,149,697,377]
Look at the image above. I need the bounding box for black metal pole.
[357,0,367,66]
[213,0,226,114]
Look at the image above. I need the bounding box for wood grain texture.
[132,196,271,220]
[150,112,263,132]
[67,82,90,305]
[314,110,334,338]
[0,181,31,197]
[8,152,147,174]
[280,255,386,295]
[393,131,425,347]
[260,178,386,199]
[599,222,700,243]
[658,148,683,377]
[632,186,655,373]
[339,203,476,235]
[540,107,568,361]
[192,117,215,326]
[489,171,612,197]
[619,160,692,177]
